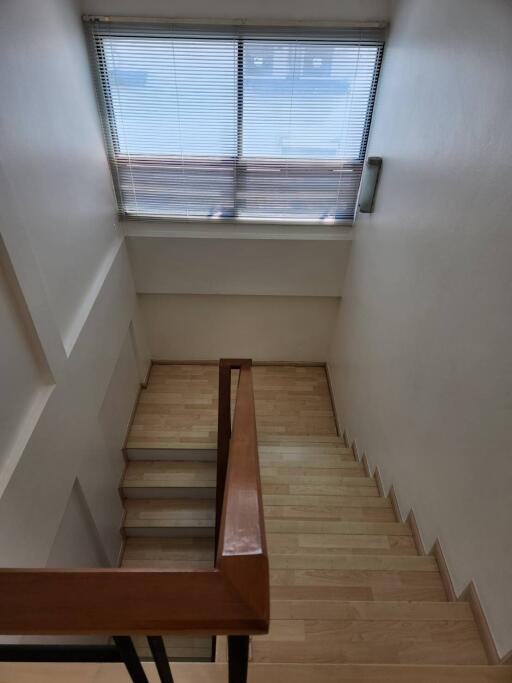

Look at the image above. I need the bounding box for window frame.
[88,23,384,225]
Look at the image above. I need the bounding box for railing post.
[147,636,174,683]
[113,636,149,683]
[228,635,249,683]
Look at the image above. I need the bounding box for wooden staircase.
[3,362,510,682]
[111,363,512,680]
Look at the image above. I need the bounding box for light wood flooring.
[127,364,337,449]
[115,364,509,677]
[2,662,512,682]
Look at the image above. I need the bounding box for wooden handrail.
[216,360,269,622]
[0,359,269,639]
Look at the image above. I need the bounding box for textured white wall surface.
[140,294,340,362]
[0,0,149,568]
[81,0,391,22]
[127,236,350,297]
[328,0,512,656]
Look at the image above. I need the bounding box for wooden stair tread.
[253,619,487,665]
[264,504,396,522]
[127,438,217,450]
[263,494,392,507]
[123,461,216,489]
[123,499,215,528]
[263,483,380,496]
[261,470,370,484]
[270,600,473,620]
[260,455,357,467]
[259,435,345,445]
[270,569,447,601]
[267,533,418,556]
[122,537,215,568]
[265,520,412,535]
[259,446,354,465]
[269,554,438,571]
[261,466,366,482]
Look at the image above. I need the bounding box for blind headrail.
[83,15,388,29]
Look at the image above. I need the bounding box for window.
[86,21,384,223]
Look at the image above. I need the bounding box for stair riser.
[126,448,216,462]
[124,527,214,538]
[122,487,216,500]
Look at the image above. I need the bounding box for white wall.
[81,0,391,22]
[328,0,512,656]
[47,481,106,569]
[0,0,149,569]
[141,294,339,362]
[127,235,350,297]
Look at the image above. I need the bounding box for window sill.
[121,218,354,241]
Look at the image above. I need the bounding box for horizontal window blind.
[86,21,384,223]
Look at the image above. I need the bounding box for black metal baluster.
[228,635,249,683]
[113,636,149,683]
[147,636,174,683]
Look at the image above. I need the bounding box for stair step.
[122,461,216,499]
[265,520,411,535]
[259,435,345,445]
[267,532,418,556]
[269,555,438,571]
[126,447,216,462]
[4,663,512,682]
[263,483,380,497]
[263,504,396,522]
[127,437,217,450]
[259,446,354,465]
[122,537,215,569]
[263,494,392,508]
[253,624,487,665]
[260,465,368,484]
[270,599,472,620]
[270,569,447,602]
[260,453,356,466]
[123,499,215,537]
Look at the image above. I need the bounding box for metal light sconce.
[358,157,382,213]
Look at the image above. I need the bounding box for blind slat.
[86,21,383,223]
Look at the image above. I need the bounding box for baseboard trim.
[340,425,508,664]
[373,466,386,498]
[431,539,457,602]
[361,454,372,478]
[460,582,500,665]
[141,359,153,388]
[502,649,512,665]
[324,364,341,437]
[116,537,126,569]
[406,509,426,555]
[122,370,152,453]
[117,366,153,560]
[152,359,326,367]
[387,485,402,524]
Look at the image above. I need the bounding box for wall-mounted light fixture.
[358,157,382,213]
